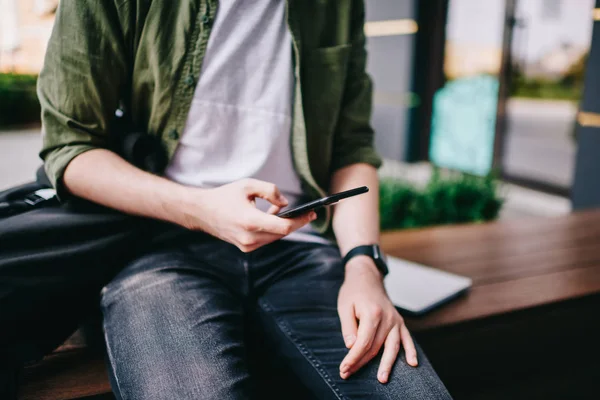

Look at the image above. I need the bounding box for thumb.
[243,179,288,208]
[266,204,282,215]
[338,303,358,349]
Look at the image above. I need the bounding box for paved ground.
[1,125,570,220]
[0,127,43,190]
[503,98,577,189]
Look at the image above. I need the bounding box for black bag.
[0,129,169,370]
[0,191,153,359]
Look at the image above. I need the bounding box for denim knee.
[100,251,189,308]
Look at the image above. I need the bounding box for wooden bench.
[18,211,600,399]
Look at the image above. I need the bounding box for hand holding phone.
[276,186,369,219]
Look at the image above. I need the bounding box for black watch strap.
[342,244,389,276]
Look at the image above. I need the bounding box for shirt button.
[168,129,179,140]
[184,75,195,87]
[202,14,211,25]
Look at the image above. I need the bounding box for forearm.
[62,149,192,226]
[330,163,380,257]
[334,164,418,380]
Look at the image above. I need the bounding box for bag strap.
[0,179,57,218]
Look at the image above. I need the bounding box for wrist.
[162,183,207,228]
[342,244,388,278]
[344,255,384,281]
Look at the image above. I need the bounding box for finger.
[237,232,282,252]
[377,327,401,383]
[340,312,381,378]
[243,179,288,207]
[266,204,282,215]
[337,303,358,349]
[286,211,317,231]
[244,217,317,250]
[345,318,390,377]
[400,324,418,367]
[249,211,316,236]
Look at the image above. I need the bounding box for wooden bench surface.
[382,209,600,331]
[18,210,600,399]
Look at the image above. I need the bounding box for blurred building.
[0,0,56,74]
[363,0,599,202]
[2,0,600,207]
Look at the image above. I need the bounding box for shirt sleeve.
[330,0,383,173]
[37,1,128,198]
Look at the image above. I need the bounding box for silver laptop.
[384,256,472,316]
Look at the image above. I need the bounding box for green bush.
[0,74,41,127]
[379,170,503,231]
[509,52,587,102]
[511,76,582,102]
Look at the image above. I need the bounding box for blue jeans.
[100,230,451,399]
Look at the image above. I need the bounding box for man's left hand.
[337,255,418,384]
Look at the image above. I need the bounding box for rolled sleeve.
[37,1,127,198]
[41,142,100,199]
[330,0,382,172]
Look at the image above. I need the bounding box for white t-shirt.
[165,0,327,244]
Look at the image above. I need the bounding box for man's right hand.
[179,178,316,252]
[62,151,313,252]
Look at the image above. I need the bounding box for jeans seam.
[102,320,126,400]
[259,299,347,400]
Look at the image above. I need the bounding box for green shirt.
[38,0,382,233]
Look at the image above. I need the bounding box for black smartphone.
[276,186,369,219]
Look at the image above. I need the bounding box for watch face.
[378,260,389,276]
[371,245,389,275]
[343,245,389,276]
[372,245,387,262]
[372,244,381,260]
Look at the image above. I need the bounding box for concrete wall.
[0,0,56,74]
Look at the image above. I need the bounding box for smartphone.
[276,186,369,219]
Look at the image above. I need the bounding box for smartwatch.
[342,244,389,277]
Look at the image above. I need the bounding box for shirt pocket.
[301,44,352,187]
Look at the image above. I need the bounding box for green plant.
[379,170,503,231]
[510,75,582,102]
[561,52,587,89]
[509,52,588,103]
[0,73,41,127]
[379,178,420,230]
